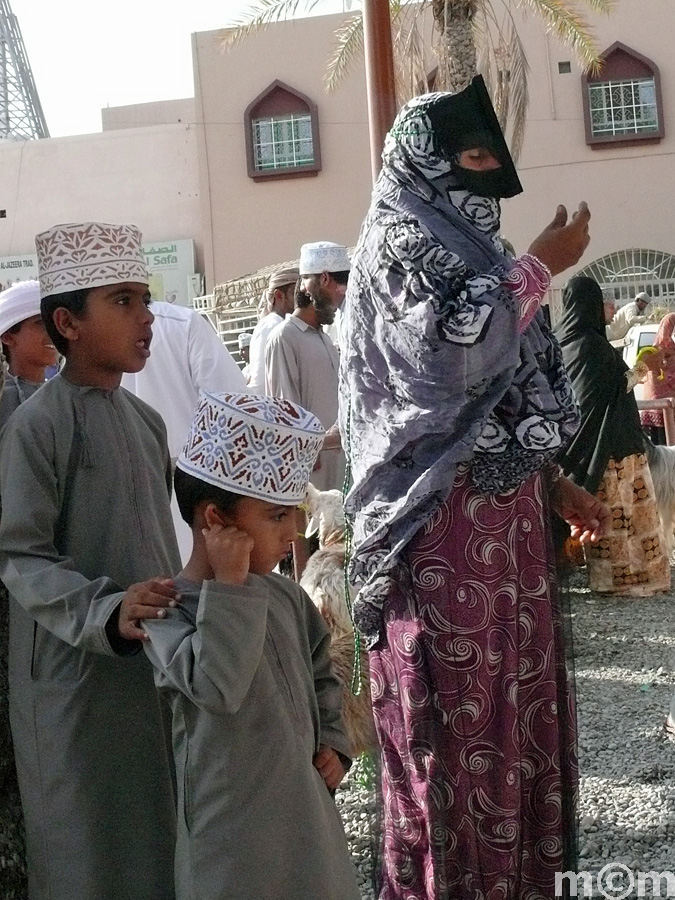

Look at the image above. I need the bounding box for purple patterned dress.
[370,467,577,899]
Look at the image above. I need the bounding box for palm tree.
[223,0,614,159]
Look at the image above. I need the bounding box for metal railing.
[637,398,675,446]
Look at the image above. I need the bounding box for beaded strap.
[342,401,362,696]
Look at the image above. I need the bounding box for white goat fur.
[645,439,675,557]
[300,483,377,757]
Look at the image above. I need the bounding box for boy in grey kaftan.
[143,391,361,900]
[0,222,181,900]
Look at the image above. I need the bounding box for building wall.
[2,1,673,296]
[101,98,196,131]
[193,13,374,288]
[0,125,201,261]
[194,1,675,290]
[498,0,675,286]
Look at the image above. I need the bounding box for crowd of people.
[0,74,673,900]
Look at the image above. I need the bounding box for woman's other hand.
[556,475,611,544]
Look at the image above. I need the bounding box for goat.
[300,483,378,757]
[645,438,675,558]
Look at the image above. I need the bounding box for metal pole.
[362,0,397,182]
[637,398,675,446]
[664,403,675,447]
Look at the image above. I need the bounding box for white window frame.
[588,76,659,138]
[251,112,314,172]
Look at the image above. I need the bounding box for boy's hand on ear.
[313,746,346,791]
[118,578,178,641]
[204,521,254,585]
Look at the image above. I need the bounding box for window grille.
[588,77,658,138]
[580,249,675,285]
[252,113,314,172]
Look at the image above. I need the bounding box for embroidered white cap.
[635,291,650,303]
[0,280,42,335]
[35,222,148,297]
[299,242,350,275]
[177,392,325,505]
[238,332,252,349]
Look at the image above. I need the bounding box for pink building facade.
[1,2,674,309]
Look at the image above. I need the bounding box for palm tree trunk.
[432,0,478,93]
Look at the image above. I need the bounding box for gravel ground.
[336,563,675,899]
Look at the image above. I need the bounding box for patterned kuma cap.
[299,242,350,275]
[35,222,148,297]
[177,392,325,505]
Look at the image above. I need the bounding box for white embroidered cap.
[177,392,325,505]
[238,332,252,349]
[0,280,41,335]
[299,241,351,275]
[35,222,148,297]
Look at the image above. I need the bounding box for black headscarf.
[554,275,644,493]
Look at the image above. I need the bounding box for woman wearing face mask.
[339,77,609,899]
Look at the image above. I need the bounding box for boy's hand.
[118,578,178,641]
[313,746,346,791]
[203,521,254,585]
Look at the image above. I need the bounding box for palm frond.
[392,10,430,104]
[221,0,325,49]
[576,0,616,12]
[474,5,529,161]
[511,0,604,73]
[324,1,430,102]
[504,22,530,161]
[324,13,365,93]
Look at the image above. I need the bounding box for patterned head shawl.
[339,80,579,647]
[36,222,148,297]
[177,392,325,505]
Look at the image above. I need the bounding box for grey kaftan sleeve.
[0,411,128,656]
[144,579,268,715]
[303,593,353,762]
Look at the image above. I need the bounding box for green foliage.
[352,750,378,791]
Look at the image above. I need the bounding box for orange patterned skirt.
[585,452,670,596]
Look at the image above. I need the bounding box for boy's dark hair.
[174,466,241,526]
[41,288,90,356]
[1,321,23,365]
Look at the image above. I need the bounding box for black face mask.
[426,76,523,200]
[453,164,514,200]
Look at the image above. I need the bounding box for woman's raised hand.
[527,202,591,277]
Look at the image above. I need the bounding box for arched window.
[244,81,321,181]
[579,249,675,304]
[582,43,664,148]
[548,249,675,323]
